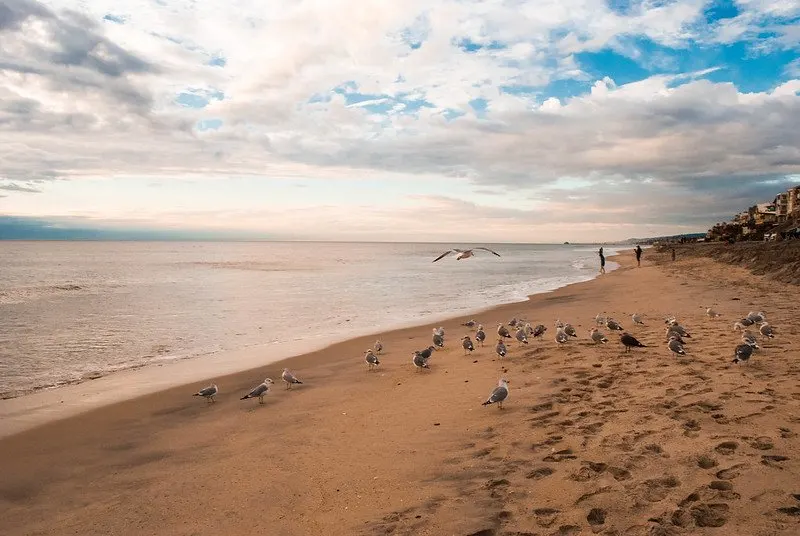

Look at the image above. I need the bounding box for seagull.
[733,317,754,331]
[515,328,528,345]
[564,323,578,338]
[747,311,766,323]
[415,346,436,360]
[365,349,380,370]
[590,328,608,344]
[532,324,547,339]
[482,379,510,409]
[706,307,721,318]
[374,340,383,354]
[432,332,444,349]
[632,313,644,325]
[741,331,759,348]
[412,352,430,371]
[495,339,507,358]
[508,317,519,327]
[664,316,677,326]
[759,322,775,338]
[554,319,565,329]
[620,332,646,353]
[668,323,691,338]
[594,313,606,326]
[462,336,475,355]
[432,247,501,262]
[668,336,686,357]
[555,327,569,345]
[497,324,512,338]
[281,368,303,389]
[240,378,274,403]
[732,343,753,365]
[432,327,445,338]
[523,322,534,336]
[193,383,218,403]
[606,318,624,331]
[665,329,686,344]
[475,325,486,346]
[462,320,478,328]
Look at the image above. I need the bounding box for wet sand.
[1,250,798,535]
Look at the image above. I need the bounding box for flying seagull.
[193,383,218,403]
[281,368,303,389]
[482,379,510,409]
[365,349,380,370]
[620,332,646,353]
[433,247,501,262]
[240,378,273,404]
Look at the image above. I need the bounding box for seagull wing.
[432,250,455,263]
[475,247,501,257]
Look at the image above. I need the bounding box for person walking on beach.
[635,245,643,267]
[598,247,606,274]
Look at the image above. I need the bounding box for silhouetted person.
[598,247,605,274]
[671,247,676,262]
[635,245,642,267]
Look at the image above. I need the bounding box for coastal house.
[753,203,777,226]
[775,192,789,222]
[788,186,800,215]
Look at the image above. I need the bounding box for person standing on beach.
[635,245,643,267]
[598,247,606,274]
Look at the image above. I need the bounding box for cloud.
[0,0,798,238]
[0,182,41,193]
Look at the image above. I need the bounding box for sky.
[0,0,799,242]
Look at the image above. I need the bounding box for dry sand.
[1,250,798,535]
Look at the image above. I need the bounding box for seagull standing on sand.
[495,339,507,358]
[432,331,445,349]
[432,247,501,262]
[240,379,273,404]
[462,320,478,328]
[374,340,383,354]
[632,313,644,325]
[415,346,436,360]
[590,328,608,344]
[509,317,519,327]
[555,328,569,345]
[733,317,754,331]
[606,318,624,331]
[741,331,759,348]
[620,333,646,353]
[412,352,430,371]
[747,311,766,323]
[193,383,219,403]
[281,368,303,390]
[523,323,534,336]
[515,328,528,345]
[706,307,721,318]
[532,324,547,339]
[482,379,510,409]
[759,322,775,338]
[476,325,486,346]
[668,336,686,357]
[595,313,606,326]
[733,343,753,365]
[668,323,691,338]
[564,323,578,338]
[365,349,380,370]
[462,336,475,355]
[497,324,512,339]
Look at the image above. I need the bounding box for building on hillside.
[775,192,789,222]
[788,186,800,215]
[754,203,777,226]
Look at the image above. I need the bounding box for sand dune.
[1,250,798,535]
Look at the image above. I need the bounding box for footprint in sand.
[714,441,739,455]
[697,455,718,469]
[636,475,681,502]
[715,464,747,480]
[525,467,555,480]
[749,436,774,450]
[761,454,789,467]
[532,507,560,528]
[586,508,607,528]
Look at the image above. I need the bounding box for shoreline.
[0,256,619,439]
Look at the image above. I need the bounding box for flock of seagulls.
[192,367,304,404]
[193,305,779,409]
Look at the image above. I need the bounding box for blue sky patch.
[197,119,223,131]
[208,55,227,67]
[455,38,507,53]
[176,89,225,109]
[103,14,125,24]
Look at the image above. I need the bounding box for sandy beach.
[1,249,798,535]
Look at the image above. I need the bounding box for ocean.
[0,241,618,399]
